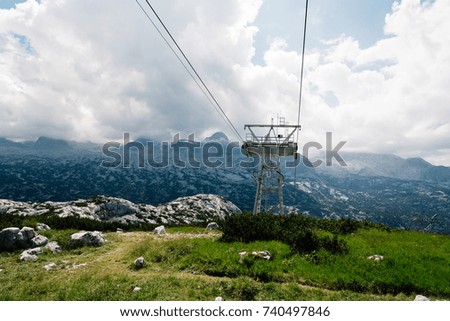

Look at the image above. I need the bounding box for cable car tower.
[243,119,300,214]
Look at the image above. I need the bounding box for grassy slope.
[0,227,448,301]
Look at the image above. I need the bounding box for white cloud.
[301,0,450,165]
[0,0,449,165]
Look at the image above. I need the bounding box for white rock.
[20,252,38,261]
[36,223,51,231]
[367,255,384,261]
[133,287,141,292]
[238,251,247,263]
[22,247,43,256]
[31,235,48,247]
[19,227,37,242]
[134,257,145,269]
[414,295,430,301]
[154,226,166,235]
[70,263,87,270]
[43,263,57,270]
[0,227,21,251]
[69,231,105,247]
[45,241,62,254]
[206,222,219,231]
[215,296,223,301]
[252,251,272,260]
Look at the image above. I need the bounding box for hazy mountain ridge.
[0,135,448,234]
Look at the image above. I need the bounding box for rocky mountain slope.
[0,194,241,226]
[0,134,449,233]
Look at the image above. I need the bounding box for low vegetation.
[0,213,448,300]
[0,213,157,232]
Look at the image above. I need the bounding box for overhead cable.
[136,0,244,143]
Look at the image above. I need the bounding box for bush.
[0,213,156,232]
[220,212,349,255]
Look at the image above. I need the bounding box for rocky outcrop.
[69,231,105,248]
[0,194,241,226]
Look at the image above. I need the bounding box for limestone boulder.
[206,222,219,231]
[0,227,21,251]
[154,226,166,235]
[45,241,62,254]
[134,257,145,269]
[31,235,49,247]
[36,223,51,231]
[20,247,43,261]
[69,231,105,248]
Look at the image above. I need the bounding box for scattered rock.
[238,251,247,263]
[132,286,141,292]
[367,255,384,261]
[239,250,272,262]
[19,227,37,243]
[20,247,43,261]
[31,234,49,247]
[36,223,51,231]
[20,253,38,261]
[23,247,43,256]
[116,228,124,233]
[154,226,166,235]
[0,227,21,251]
[43,263,57,270]
[134,257,145,269]
[215,296,223,301]
[69,231,105,248]
[0,226,47,251]
[206,222,219,231]
[70,263,87,270]
[252,251,272,260]
[20,247,42,261]
[45,241,62,254]
[414,295,430,301]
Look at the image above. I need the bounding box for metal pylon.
[253,158,284,214]
[243,122,300,214]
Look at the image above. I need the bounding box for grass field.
[0,226,448,301]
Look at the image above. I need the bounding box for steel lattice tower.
[242,120,300,214]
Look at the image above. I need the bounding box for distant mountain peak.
[34,137,71,151]
[204,132,229,143]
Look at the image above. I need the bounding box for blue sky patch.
[0,0,27,10]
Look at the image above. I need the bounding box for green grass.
[0,227,448,301]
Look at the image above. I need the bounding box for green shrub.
[220,212,349,255]
[0,213,157,232]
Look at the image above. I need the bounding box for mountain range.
[0,133,448,234]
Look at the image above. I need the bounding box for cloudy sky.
[0,0,449,165]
